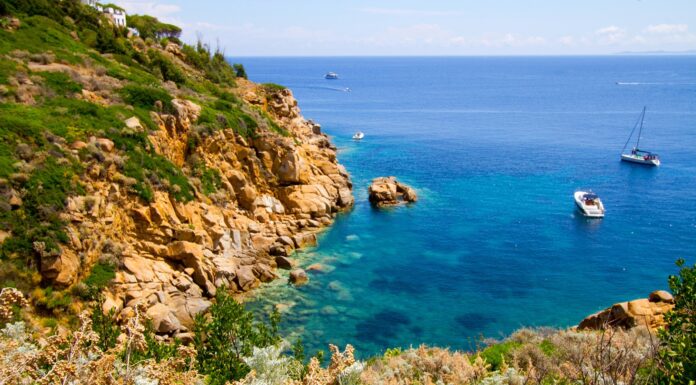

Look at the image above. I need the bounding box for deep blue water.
[239,56,696,357]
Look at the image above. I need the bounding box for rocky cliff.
[65,85,352,334]
[0,10,352,334]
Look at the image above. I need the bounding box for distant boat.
[352,131,364,140]
[620,106,660,166]
[325,72,339,79]
[574,191,605,218]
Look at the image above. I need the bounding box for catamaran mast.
[635,106,646,149]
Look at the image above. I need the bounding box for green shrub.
[196,164,222,195]
[148,50,185,84]
[83,262,115,296]
[478,340,522,370]
[91,296,119,351]
[0,58,17,84]
[194,289,281,385]
[233,63,247,79]
[123,149,194,202]
[119,84,173,111]
[657,259,696,384]
[38,71,82,96]
[261,83,286,93]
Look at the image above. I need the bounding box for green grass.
[0,16,88,64]
[539,339,557,356]
[123,149,194,202]
[0,58,17,84]
[261,83,286,93]
[196,163,222,195]
[37,71,82,96]
[119,83,173,112]
[83,262,116,290]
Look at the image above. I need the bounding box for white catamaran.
[620,106,660,166]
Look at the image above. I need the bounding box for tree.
[193,289,281,385]
[657,259,696,384]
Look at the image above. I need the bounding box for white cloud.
[646,24,688,34]
[358,7,459,17]
[113,1,180,19]
[595,25,626,44]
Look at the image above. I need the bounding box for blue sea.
[239,56,696,357]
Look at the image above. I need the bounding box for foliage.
[91,296,119,351]
[148,49,186,84]
[193,162,222,195]
[82,262,116,298]
[262,83,286,93]
[127,14,181,40]
[657,259,696,384]
[0,156,83,264]
[119,83,173,112]
[193,289,281,385]
[38,71,82,96]
[181,40,238,85]
[233,63,248,79]
[123,148,195,202]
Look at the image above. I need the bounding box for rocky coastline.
[37,78,353,335]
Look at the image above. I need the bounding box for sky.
[112,0,696,56]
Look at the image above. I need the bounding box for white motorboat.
[352,131,364,140]
[574,191,605,218]
[620,106,660,166]
[325,72,339,79]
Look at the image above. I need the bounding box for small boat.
[352,131,364,140]
[574,191,605,218]
[620,106,660,166]
[325,72,339,79]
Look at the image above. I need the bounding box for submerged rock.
[368,177,418,207]
[289,269,308,286]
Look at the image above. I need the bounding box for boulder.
[125,116,143,130]
[368,177,417,206]
[147,303,183,333]
[289,269,308,286]
[236,265,258,291]
[578,291,675,331]
[275,256,294,269]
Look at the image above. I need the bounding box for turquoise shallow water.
[239,56,696,357]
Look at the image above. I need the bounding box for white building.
[81,1,128,28]
[102,6,127,27]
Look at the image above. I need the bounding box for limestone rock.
[275,256,294,269]
[147,303,183,333]
[289,269,308,286]
[368,177,417,206]
[578,291,675,331]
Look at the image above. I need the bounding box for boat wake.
[616,81,696,86]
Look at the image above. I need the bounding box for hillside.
[0,2,694,385]
[0,0,352,333]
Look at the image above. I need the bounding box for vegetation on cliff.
[0,0,353,335]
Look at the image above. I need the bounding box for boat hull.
[621,154,660,166]
[574,191,605,218]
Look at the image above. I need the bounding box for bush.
[262,83,286,93]
[478,340,521,370]
[119,84,173,111]
[193,289,281,385]
[38,71,82,96]
[148,50,186,84]
[657,259,696,383]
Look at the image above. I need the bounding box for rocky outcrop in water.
[578,290,674,331]
[368,177,417,207]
